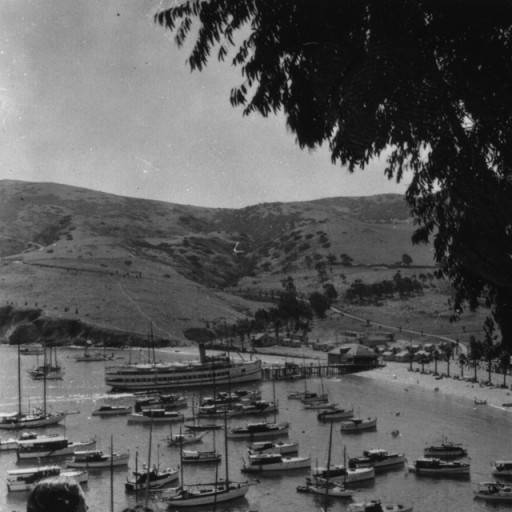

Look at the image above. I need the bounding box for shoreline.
[357,361,512,410]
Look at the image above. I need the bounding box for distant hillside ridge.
[0,180,434,344]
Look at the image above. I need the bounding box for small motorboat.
[127,409,184,424]
[340,417,377,433]
[68,449,129,468]
[312,464,375,483]
[92,405,131,416]
[182,449,221,464]
[241,453,310,472]
[349,449,406,471]
[248,440,299,455]
[424,439,467,459]
[125,465,179,492]
[492,460,512,477]
[166,430,205,447]
[296,476,353,498]
[475,481,512,502]
[474,399,487,405]
[318,407,354,422]
[410,457,470,477]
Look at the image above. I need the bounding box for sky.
[0,0,409,209]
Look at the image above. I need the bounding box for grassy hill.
[0,179,484,346]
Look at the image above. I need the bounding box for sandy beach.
[358,360,512,411]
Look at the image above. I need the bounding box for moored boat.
[162,481,250,507]
[297,476,353,498]
[227,421,289,440]
[304,401,338,410]
[106,344,262,391]
[92,405,131,416]
[127,409,184,424]
[182,449,221,464]
[349,449,406,471]
[248,440,299,455]
[312,464,375,483]
[125,465,179,492]
[0,411,66,430]
[68,449,129,468]
[318,407,354,422]
[166,430,205,447]
[474,481,512,502]
[424,439,467,459]
[17,434,96,460]
[241,452,311,472]
[492,460,512,477]
[340,417,377,432]
[7,465,88,492]
[410,457,470,477]
[348,500,413,512]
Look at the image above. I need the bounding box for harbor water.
[0,345,511,512]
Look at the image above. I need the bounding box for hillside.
[0,179,450,345]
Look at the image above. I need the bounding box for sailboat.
[163,413,252,507]
[29,345,64,380]
[184,394,222,432]
[297,422,353,498]
[0,344,66,429]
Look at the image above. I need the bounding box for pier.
[261,363,380,381]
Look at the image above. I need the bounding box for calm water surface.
[0,346,511,512]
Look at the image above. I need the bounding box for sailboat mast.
[144,418,153,508]
[223,410,229,485]
[179,427,184,488]
[43,347,47,415]
[323,421,334,511]
[17,343,22,417]
[110,435,114,512]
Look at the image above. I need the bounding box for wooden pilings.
[262,364,374,381]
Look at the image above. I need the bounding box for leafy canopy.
[155,1,512,344]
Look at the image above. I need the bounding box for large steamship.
[105,344,262,391]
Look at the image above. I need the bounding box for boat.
[182,449,221,464]
[162,413,251,507]
[474,398,487,405]
[410,457,470,476]
[349,449,406,471]
[312,465,375,483]
[296,477,353,498]
[68,449,129,468]
[200,390,261,406]
[298,422,353,499]
[304,401,338,410]
[166,428,205,447]
[92,405,132,416]
[424,439,467,459]
[0,344,66,430]
[29,346,64,380]
[135,394,187,412]
[241,452,311,472]
[125,465,179,491]
[105,343,262,391]
[348,500,413,512]
[288,391,321,400]
[474,481,512,502]
[0,436,20,451]
[248,440,299,455]
[301,394,329,405]
[184,394,222,431]
[7,465,88,492]
[318,407,354,422]
[227,421,289,440]
[340,417,377,432]
[492,460,512,477]
[17,434,96,460]
[127,409,184,424]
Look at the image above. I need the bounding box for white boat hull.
[0,413,66,430]
[243,456,311,472]
[106,360,262,391]
[68,453,129,468]
[248,441,299,455]
[7,469,88,492]
[165,483,249,507]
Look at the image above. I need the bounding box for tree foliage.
[155,1,512,347]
